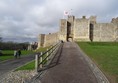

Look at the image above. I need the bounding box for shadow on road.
[38,43,64,72]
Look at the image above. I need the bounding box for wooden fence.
[35,41,61,72]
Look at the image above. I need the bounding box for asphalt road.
[0,54,35,80]
[38,42,98,83]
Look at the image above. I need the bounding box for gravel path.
[0,54,35,81]
[1,70,37,83]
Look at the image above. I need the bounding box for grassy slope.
[77,42,118,83]
[16,60,35,70]
[16,47,49,70]
[0,50,33,61]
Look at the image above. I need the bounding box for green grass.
[16,46,49,70]
[0,50,33,61]
[35,46,50,52]
[16,60,35,70]
[77,42,118,83]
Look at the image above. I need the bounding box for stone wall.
[73,17,90,41]
[38,15,118,48]
[38,34,45,47]
[93,23,117,42]
[44,32,59,47]
[59,19,67,41]
[111,17,118,41]
[89,16,97,24]
[38,32,59,47]
[67,16,75,36]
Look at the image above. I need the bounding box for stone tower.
[59,16,75,41]
[38,15,118,48]
[59,19,67,41]
[67,16,75,41]
[73,16,90,41]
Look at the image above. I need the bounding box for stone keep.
[38,16,118,47]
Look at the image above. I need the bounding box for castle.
[38,16,118,47]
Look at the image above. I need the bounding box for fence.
[35,41,61,72]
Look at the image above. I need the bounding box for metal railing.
[35,41,61,72]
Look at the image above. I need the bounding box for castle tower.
[59,19,67,41]
[89,16,97,41]
[59,16,75,41]
[73,16,90,41]
[67,16,75,41]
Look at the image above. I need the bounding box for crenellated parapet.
[111,17,118,24]
[38,15,118,47]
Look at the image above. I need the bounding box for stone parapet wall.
[38,16,118,48]
[73,18,90,41]
[93,23,117,42]
[44,32,59,47]
[38,32,59,48]
[59,19,67,41]
[38,34,45,48]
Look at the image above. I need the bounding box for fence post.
[40,52,43,68]
[35,54,39,72]
[50,46,52,55]
[46,48,49,61]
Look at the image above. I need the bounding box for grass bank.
[0,50,33,61]
[16,46,49,70]
[77,42,118,83]
[16,60,35,70]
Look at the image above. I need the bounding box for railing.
[35,41,61,72]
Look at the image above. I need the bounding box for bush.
[0,50,2,56]
[0,42,29,50]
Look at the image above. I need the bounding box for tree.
[0,37,2,42]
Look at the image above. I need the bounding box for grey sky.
[0,0,118,41]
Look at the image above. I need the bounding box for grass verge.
[16,46,49,70]
[16,60,35,70]
[0,50,33,61]
[77,42,118,83]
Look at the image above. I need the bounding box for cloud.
[0,0,118,42]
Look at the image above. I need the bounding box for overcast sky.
[0,0,118,42]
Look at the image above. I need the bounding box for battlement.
[38,15,118,47]
[111,17,118,24]
[89,16,97,24]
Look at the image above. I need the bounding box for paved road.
[36,42,98,83]
[0,54,35,80]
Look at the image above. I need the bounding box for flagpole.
[63,10,69,19]
[70,9,72,16]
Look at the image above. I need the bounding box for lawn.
[77,42,118,83]
[16,46,49,70]
[35,46,50,52]
[0,50,33,61]
[16,60,35,70]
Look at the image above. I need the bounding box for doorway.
[89,23,94,42]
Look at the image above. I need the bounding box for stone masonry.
[38,16,118,47]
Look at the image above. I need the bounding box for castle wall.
[38,32,59,48]
[73,17,90,41]
[111,17,118,41]
[44,32,59,47]
[38,16,118,48]
[38,34,45,48]
[115,28,118,41]
[93,23,116,42]
[67,16,75,36]
[89,16,97,24]
[59,19,67,41]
